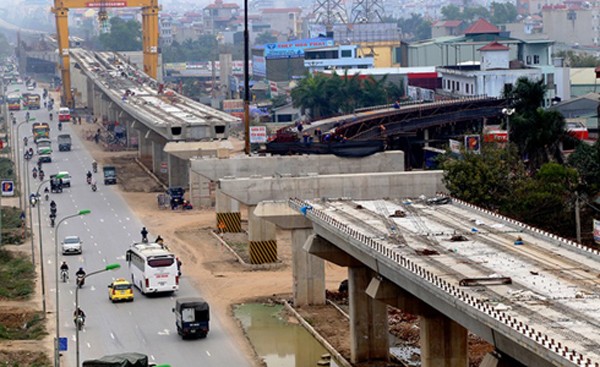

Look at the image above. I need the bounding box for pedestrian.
[140,227,148,242]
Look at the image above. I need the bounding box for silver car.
[61,236,82,254]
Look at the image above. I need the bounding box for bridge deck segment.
[290,197,600,366]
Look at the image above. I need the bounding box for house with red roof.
[435,40,565,104]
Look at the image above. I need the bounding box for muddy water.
[234,303,341,367]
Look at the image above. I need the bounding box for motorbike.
[49,113,53,121]
[32,171,37,180]
[44,193,49,201]
[29,195,37,207]
[58,122,62,131]
[50,216,55,227]
[92,163,97,173]
[61,269,68,283]
[91,183,97,192]
[39,171,44,181]
[23,137,28,146]
[74,315,84,331]
[76,274,85,288]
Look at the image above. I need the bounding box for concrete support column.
[138,129,152,166]
[349,267,389,363]
[292,229,325,306]
[248,205,277,264]
[420,306,468,367]
[424,128,430,147]
[215,188,241,232]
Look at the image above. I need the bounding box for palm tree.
[291,73,331,120]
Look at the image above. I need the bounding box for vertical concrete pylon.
[349,267,389,363]
[420,306,468,367]
[248,205,277,264]
[215,188,242,232]
[292,229,325,306]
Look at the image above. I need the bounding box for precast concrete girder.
[219,171,445,205]
[191,151,406,181]
[309,222,558,367]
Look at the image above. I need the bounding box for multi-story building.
[542,3,600,47]
[159,14,173,47]
[203,0,240,34]
[260,8,302,39]
[437,42,542,98]
[303,44,374,72]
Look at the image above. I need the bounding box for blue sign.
[1,180,14,196]
[263,38,334,60]
[58,337,68,351]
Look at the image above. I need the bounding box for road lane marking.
[206,351,211,357]
[110,332,115,339]
[157,329,170,335]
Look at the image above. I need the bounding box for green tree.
[441,146,526,211]
[568,140,600,195]
[554,50,600,67]
[504,163,578,235]
[490,2,518,24]
[290,73,333,120]
[255,31,277,45]
[503,77,566,169]
[441,5,462,20]
[398,14,432,41]
[98,17,142,51]
[441,4,489,22]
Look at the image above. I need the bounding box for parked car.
[61,235,82,254]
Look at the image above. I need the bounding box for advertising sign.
[86,1,126,7]
[252,55,266,78]
[594,219,600,245]
[449,139,461,154]
[249,126,267,143]
[263,38,334,59]
[223,99,244,113]
[464,135,481,154]
[1,180,14,197]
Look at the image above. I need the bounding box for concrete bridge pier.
[349,266,389,363]
[248,205,278,264]
[215,188,241,232]
[255,202,327,305]
[367,277,468,367]
[137,125,153,167]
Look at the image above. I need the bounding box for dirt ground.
[0,118,493,366]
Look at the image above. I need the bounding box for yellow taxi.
[107,278,134,302]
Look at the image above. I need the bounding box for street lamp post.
[15,117,34,210]
[502,108,515,146]
[74,263,120,367]
[54,209,91,367]
[35,173,65,316]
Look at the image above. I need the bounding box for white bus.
[126,242,179,294]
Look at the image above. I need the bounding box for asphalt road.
[8,82,251,367]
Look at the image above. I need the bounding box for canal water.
[234,303,341,367]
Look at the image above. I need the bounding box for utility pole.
[575,192,581,243]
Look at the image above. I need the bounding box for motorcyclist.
[49,112,53,121]
[44,187,50,201]
[60,261,69,272]
[86,171,92,184]
[73,307,86,328]
[23,136,28,146]
[92,161,98,173]
[25,111,30,121]
[91,178,97,192]
[39,169,44,181]
[75,267,86,287]
[29,193,38,206]
[58,121,62,130]
[141,227,148,243]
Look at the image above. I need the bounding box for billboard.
[253,55,266,78]
[263,38,334,60]
[464,135,481,154]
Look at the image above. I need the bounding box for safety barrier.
[249,240,278,264]
[216,212,242,233]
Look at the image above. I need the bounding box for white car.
[27,84,34,91]
[57,171,71,187]
[61,236,82,254]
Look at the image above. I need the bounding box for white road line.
[110,332,115,340]
[206,351,211,357]
[86,342,91,348]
